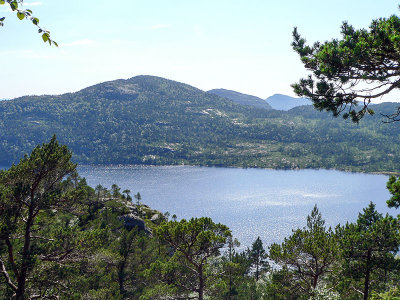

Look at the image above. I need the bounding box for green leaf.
[32,17,39,25]
[0,1,5,5]
[42,33,48,42]
[10,1,17,10]
[17,12,24,20]
[53,41,58,47]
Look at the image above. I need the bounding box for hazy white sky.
[1,0,399,100]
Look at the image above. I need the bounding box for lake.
[78,165,393,248]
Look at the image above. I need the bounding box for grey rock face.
[118,213,152,235]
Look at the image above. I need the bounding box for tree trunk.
[255,261,259,281]
[118,261,126,296]
[16,203,35,300]
[198,265,204,300]
[312,273,319,289]
[228,270,232,299]
[364,249,372,300]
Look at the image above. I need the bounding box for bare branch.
[381,106,400,123]
[0,257,17,292]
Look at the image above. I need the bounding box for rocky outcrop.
[118,213,152,235]
[117,201,165,235]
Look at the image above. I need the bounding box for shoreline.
[76,163,400,176]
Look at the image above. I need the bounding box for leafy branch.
[0,0,57,46]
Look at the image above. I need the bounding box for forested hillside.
[1,75,400,172]
[1,138,400,299]
[207,88,272,109]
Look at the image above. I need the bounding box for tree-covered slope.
[1,75,400,172]
[0,75,270,165]
[207,88,272,110]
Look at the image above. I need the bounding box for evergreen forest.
[1,137,400,299]
[3,1,400,299]
[1,76,400,173]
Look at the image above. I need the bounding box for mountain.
[1,75,400,172]
[207,89,272,110]
[266,94,312,110]
[0,75,270,165]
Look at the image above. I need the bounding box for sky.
[1,0,399,101]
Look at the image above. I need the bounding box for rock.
[118,213,152,235]
[125,202,138,214]
[150,214,160,222]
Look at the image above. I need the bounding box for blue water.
[77,166,393,248]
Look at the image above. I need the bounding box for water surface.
[78,165,393,248]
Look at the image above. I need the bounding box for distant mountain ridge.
[266,94,312,110]
[207,89,272,110]
[1,75,400,172]
[207,89,312,111]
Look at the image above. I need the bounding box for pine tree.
[0,136,76,299]
[269,205,338,296]
[292,8,400,122]
[151,217,231,300]
[249,237,269,282]
[338,202,400,300]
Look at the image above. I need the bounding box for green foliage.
[0,0,57,46]
[152,217,231,299]
[387,175,400,208]
[2,76,400,172]
[0,136,78,299]
[2,136,400,299]
[0,137,166,299]
[337,202,400,300]
[269,205,338,297]
[292,8,400,122]
[264,266,306,299]
[249,237,269,282]
[371,286,400,300]
[208,88,272,109]
[233,279,266,300]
